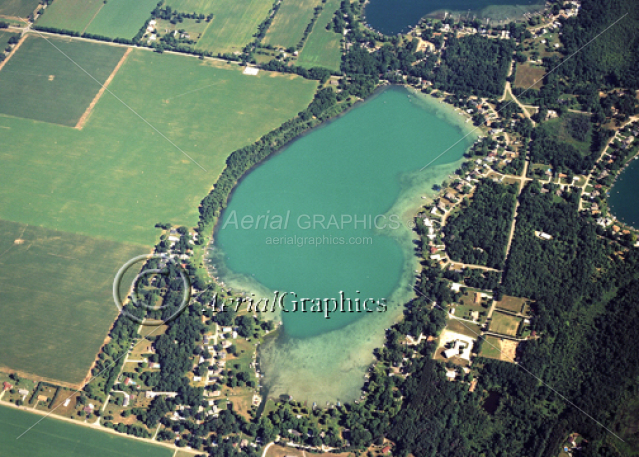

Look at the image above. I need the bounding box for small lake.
[608,157,639,229]
[363,0,545,35]
[209,86,477,403]
[483,390,502,414]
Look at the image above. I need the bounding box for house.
[474,292,481,304]
[288,429,303,438]
[18,389,29,397]
[2,382,12,391]
[37,395,48,403]
[122,392,130,407]
[381,446,392,454]
[536,231,552,240]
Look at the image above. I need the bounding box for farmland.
[84,0,158,40]
[296,0,342,71]
[263,0,324,49]
[0,219,148,385]
[189,0,273,54]
[0,405,173,457]
[0,0,39,17]
[0,35,126,126]
[35,0,104,34]
[0,48,317,246]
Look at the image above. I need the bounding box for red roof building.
[382,446,391,454]
[3,382,12,391]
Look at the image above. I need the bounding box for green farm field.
[0,405,173,457]
[84,0,157,40]
[0,35,126,126]
[0,49,317,246]
[0,0,39,17]
[263,0,324,49]
[0,219,148,385]
[489,312,522,337]
[296,0,342,71]
[190,0,274,54]
[36,0,104,34]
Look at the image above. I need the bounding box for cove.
[608,156,639,229]
[363,0,545,35]
[209,86,477,403]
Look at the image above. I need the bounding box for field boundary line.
[75,47,132,130]
[0,398,199,453]
[0,33,26,73]
[81,2,106,35]
[30,31,208,171]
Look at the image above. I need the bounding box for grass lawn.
[494,295,527,313]
[489,312,522,337]
[445,319,482,338]
[177,0,274,55]
[154,16,209,41]
[479,336,503,359]
[0,405,172,457]
[480,336,519,362]
[0,49,317,246]
[35,0,104,34]
[0,0,39,17]
[513,62,545,90]
[0,34,126,126]
[0,29,18,49]
[85,0,157,40]
[263,0,323,50]
[0,219,148,385]
[296,0,342,72]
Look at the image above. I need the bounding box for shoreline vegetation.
[4,0,639,455]
[203,83,479,304]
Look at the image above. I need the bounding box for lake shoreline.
[205,85,480,403]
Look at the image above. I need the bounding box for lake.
[608,157,639,229]
[209,86,477,403]
[363,0,545,35]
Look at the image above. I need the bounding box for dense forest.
[432,35,514,97]
[528,124,613,175]
[444,179,517,269]
[556,0,639,91]
[344,181,639,457]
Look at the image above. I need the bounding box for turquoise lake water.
[209,86,477,402]
[363,0,545,35]
[608,157,639,229]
